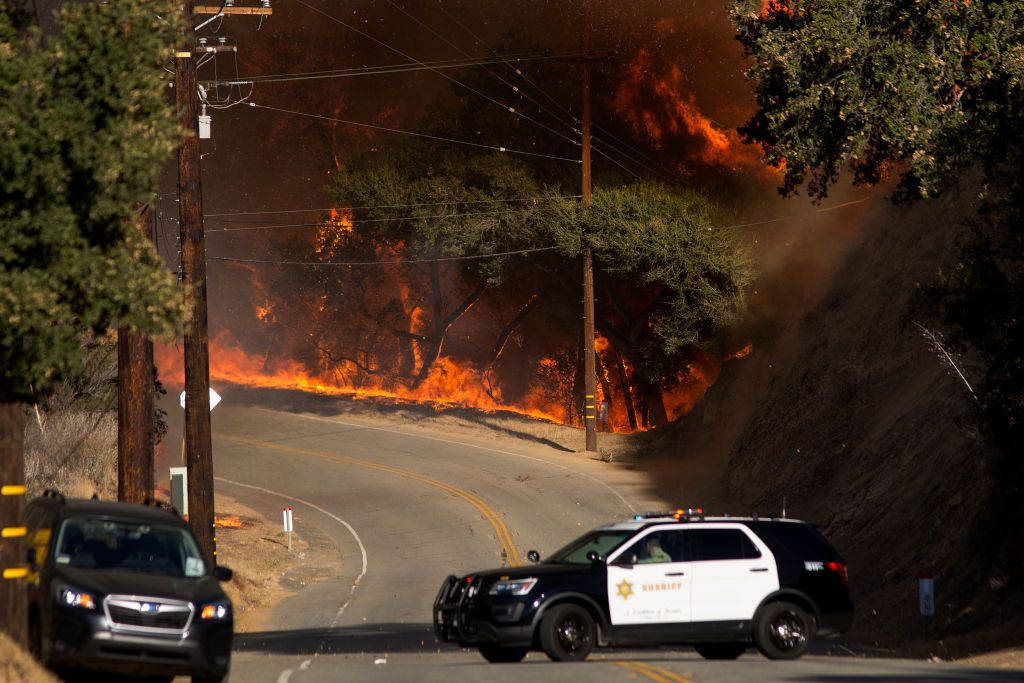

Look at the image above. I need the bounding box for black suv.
[23,491,234,682]
[434,510,853,662]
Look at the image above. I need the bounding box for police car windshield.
[546,530,633,564]
[53,517,207,577]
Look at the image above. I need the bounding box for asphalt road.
[208,405,1021,683]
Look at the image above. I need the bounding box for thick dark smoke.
[154,0,872,433]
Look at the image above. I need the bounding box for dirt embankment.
[640,188,1024,658]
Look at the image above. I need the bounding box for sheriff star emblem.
[616,579,634,600]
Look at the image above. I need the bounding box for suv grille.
[104,596,193,634]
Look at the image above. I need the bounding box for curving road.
[207,405,1019,683]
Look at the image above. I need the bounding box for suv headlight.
[59,587,97,610]
[488,578,538,596]
[200,601,231,620]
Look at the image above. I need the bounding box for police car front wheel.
[753,601,812,660]
[539,604,596,662]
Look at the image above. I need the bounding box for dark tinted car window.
[690,529,761,561]
[756,523,839,560]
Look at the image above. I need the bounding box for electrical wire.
[428,0,682,184]
[203,195,583,218]
[202,206,559,233]
[246,102,582,163]
[292,0,580,151]
[210,245,561,267]
[206,51,572,87]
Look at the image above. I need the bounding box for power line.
[202,194,582,218]
[207,51,579,86]
[427,0,681,184]
[201,206,561,233]
[246,101,582,163]
[379,0,583,150]
[210,245,561,267]
[291,0,580,152]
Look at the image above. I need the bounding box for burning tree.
[251,137,751,430]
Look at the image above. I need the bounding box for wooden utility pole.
[0,405,27,646]
[581,0,597,452]
[118,205,156,504]
[176,1,215,563]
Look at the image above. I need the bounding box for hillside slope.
[642,188,1024,654]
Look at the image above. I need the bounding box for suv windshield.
[546,530,633,564]
[53,517,206,577]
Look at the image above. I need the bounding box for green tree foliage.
[0,0,182,403]
[317,145,750,425]
[732,0,1024,463]
[732,0,1024,200]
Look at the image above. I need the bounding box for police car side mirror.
[612,553,637,567]
[213,565,233,582]
[527,550,541,563]
[586,550,603,564]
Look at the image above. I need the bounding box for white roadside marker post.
[282,506,293,552]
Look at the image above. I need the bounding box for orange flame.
[156,331,564,424]
[612,49,773,175]
[316,208,354,257]
[214,515,246,529]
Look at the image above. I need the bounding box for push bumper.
[433,575,533,647]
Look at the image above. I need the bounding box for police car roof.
[597,515,809,531]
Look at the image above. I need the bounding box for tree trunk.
[488,295,538,366]
[118,328,154,504]
[643,382,670,428]
[0,402,27,646]
[614,348,638,431]
[409,272,487,389]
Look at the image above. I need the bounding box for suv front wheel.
[538,604,595,662]
[753,601,811,660]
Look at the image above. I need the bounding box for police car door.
[687,525,779,622]
[606,529,692,625]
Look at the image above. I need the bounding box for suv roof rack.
[41,489,66,502]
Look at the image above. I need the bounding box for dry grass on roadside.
[0,633,57,683]
[23,410,118,500]
[213,493,333,632]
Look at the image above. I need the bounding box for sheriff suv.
[23,491,234,682]
[434,510,852,663]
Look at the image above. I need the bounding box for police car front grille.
[104,596,193,633]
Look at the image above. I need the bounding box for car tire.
[538,603,595,662]
[478,644,529,663]
[694,642,747,660]
[753,601,812,660]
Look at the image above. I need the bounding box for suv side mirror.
[213,565,233,582]
[586,550,603,564]
[527,550,541,563]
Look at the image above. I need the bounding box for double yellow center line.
[221,435,522,566]
[614,660,694,683]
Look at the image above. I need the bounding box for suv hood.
[466,563,597,581]
[53,564,227,604]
